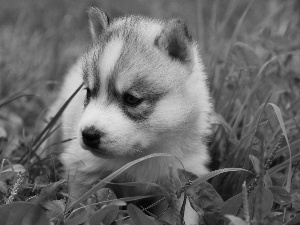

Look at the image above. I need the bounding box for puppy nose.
[82,126,102,148]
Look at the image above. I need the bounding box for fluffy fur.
[49,7,213,225]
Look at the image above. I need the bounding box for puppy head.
[78,8,204,158]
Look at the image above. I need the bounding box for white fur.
[48,12,213,225]
[99,38,123,88]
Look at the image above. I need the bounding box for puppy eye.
[123,92,143,107]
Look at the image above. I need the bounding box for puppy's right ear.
[88,7,110,41]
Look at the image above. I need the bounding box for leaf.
[89,205,119,225]
[291,189,300,211]
[203,212,225,225]
[268,103,292,193]
[34,175,50,188]
[292,171,300,189]
[0,180,8,194]
[225,215,248,225]
[65,206,90,225]
[31,179,66,204]
[92,188,117,209]
[2,164,26,173]
[67,153,173,211]
[263,171,273,188]
[127,204,158,225]
[249,155,260,174]
[43,200,65,220]
[40,179,65,197]
[269,186,292,205]
[285,213,300,225]
[221,187,273,220]
[188,181,224,213]
[221,193,243,216]
[0,202,50,225]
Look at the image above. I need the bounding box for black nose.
[82,126,102,148]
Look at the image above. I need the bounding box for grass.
[0,0,300,224]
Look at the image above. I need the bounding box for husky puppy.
[50,7,213,224]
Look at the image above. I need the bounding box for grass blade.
[66,153,173,211]
[186,168,252,191]
[32,84,83,147]
[268,103,292,193]
[0,94,34,108]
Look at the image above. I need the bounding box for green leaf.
[187,181,224,213]
[40,179,65,196]
[65,206,91,225]
[34,175,50,188]
[0,180,8,194]
[127,204,158,225]
[221,187,273,220]
[291,189,300,211]
[43,200,65,220]
[30,179,66,204]
[203,212,225,225]
[249,155,261,174]
[2,164,26,173]
[92,188,117,209]
[89,205,119,225]
[269,186,292,205]
[285,213,300,225]
[225,215,248,225]
[221,193,243,216]
[0,202,50,225]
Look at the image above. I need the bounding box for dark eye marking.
[123,92,143,107]
[84,87,92,107]
[84,87,92,99]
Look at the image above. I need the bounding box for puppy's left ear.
[155,19,193,63]
[88,7,110,41]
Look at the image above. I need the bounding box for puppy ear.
[88,7,110,41]
[155,19,193,63]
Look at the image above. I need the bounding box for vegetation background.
[0,0,300,224]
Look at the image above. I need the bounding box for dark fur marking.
[122,103,155,122]
[122,90,164,122]
[155,19,192,63]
